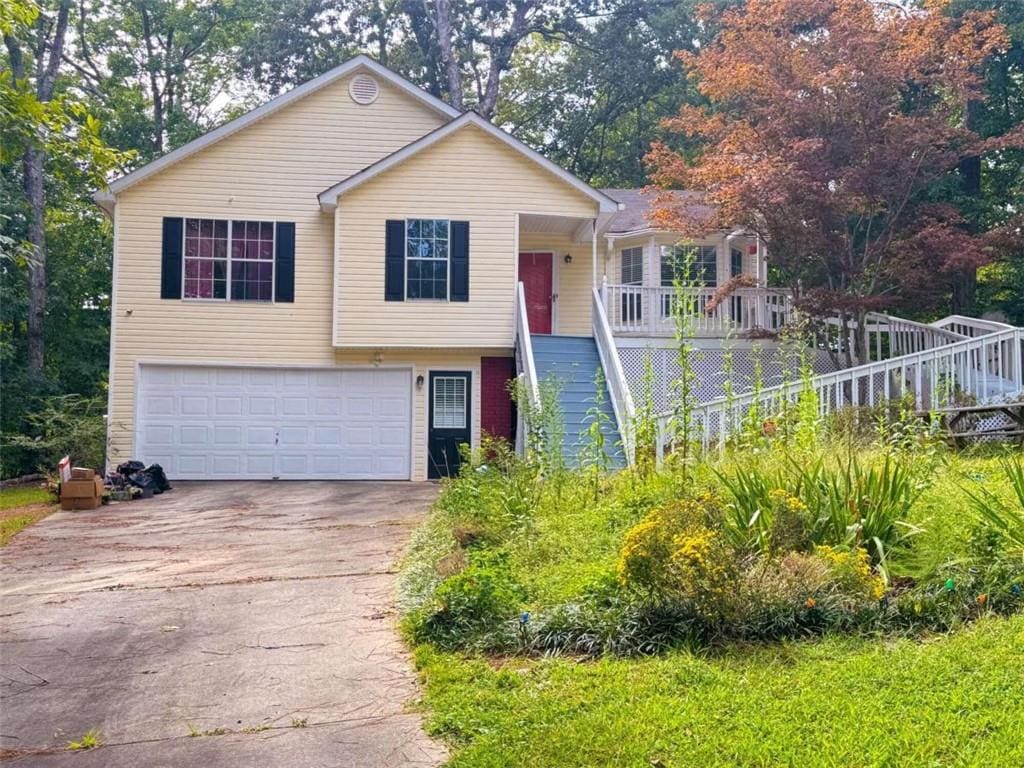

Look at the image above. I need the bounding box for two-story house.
[96,55,779,481]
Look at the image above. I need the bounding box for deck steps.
[531,335,624,467]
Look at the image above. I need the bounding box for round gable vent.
[349,74,379,105]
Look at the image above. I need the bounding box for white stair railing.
[655,326,1024,455]
[514,282,540,456]
[931,314,1015,338]
[593,286,636,463]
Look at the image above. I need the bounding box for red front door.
[518,252,553,334]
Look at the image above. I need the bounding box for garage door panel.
[137,365,411,480]
[249,397,277,416]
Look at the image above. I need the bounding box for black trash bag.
[143,464,171,493]
[117,460,145,477]
[127,470,156,498]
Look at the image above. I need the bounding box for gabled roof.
[94,55,460,207]
[318,112,621,214]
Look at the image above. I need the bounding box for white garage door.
[136,365,412,480]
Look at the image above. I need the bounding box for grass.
[0,485,56,547]
[66,730,101,751]
[403,445,1024,766]
[414,616,1024,767]
[0,485,51,510]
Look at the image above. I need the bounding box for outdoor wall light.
[416,374,425,390]
[564,254,573,264]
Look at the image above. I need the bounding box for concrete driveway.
[0,481,445,767]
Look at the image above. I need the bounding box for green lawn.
[403,449,1024,767]
[415,616,1024,767]
[0,485,56,546]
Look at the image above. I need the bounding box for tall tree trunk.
[13,1,71,382]
[23,145,47,381]
[433,0,463,110]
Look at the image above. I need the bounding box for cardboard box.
[61,495,102,511]
[60,476,104,510]
[70,467,95,480]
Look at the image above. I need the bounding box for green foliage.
[4,394,106,475]
[410,549,526,650]
[66,730,101,751]
[964,457,1024,554]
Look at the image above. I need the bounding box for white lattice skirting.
[617,345,840,411]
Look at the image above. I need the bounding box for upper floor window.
[661,244,718,288]
[731,247,744,278]
[184,218,274,301]
[620,246,644,285]
[406,219,449,300]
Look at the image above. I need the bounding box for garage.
[135,365,412,480]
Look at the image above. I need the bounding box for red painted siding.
[481,356,516,444]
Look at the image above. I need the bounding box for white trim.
[552,251,561,333]
[133,360,415,481]
[96,56,459,201]
[104,206,120,470]
[318,112,620,213]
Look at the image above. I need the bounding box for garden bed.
[399,439,1024,765]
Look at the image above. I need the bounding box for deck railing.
[593,286,636,463]
[654,327,1024,456]
[603,283,793,336]
[931,314,1016,338]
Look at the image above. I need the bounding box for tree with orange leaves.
[647,0,1023,365]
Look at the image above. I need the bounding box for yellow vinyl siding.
[333,124,599,347]
[107,74,445,467]
[518,233,594,336]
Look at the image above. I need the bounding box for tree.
[647,0,1023,365]
[497,1,726,186]
[234,0,596,119]
[4,0,71,381]
[68,0,259,162]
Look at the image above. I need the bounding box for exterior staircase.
[530,335,625,467]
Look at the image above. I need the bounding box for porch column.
[647,235,657,336]
[592,218,598,289]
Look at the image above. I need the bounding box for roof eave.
[318,112,619,214]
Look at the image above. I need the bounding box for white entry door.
[136,365,412,480]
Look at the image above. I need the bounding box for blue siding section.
[531,335,625,467]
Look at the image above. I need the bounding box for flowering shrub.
[618,494,738,620]
[815,545,886,603]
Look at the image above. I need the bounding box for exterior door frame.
[517,251,557,334]
[427,370,472,480]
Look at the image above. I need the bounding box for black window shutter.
[385,219,406,301]
[160,217,183,299]
[275,222,295,302]
[450,220,469,302]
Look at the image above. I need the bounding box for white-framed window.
[432,375,467,428]
[183,218,274,302]
[406,219,449,300]
[620,246,644,285]
[661,244,718,287]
